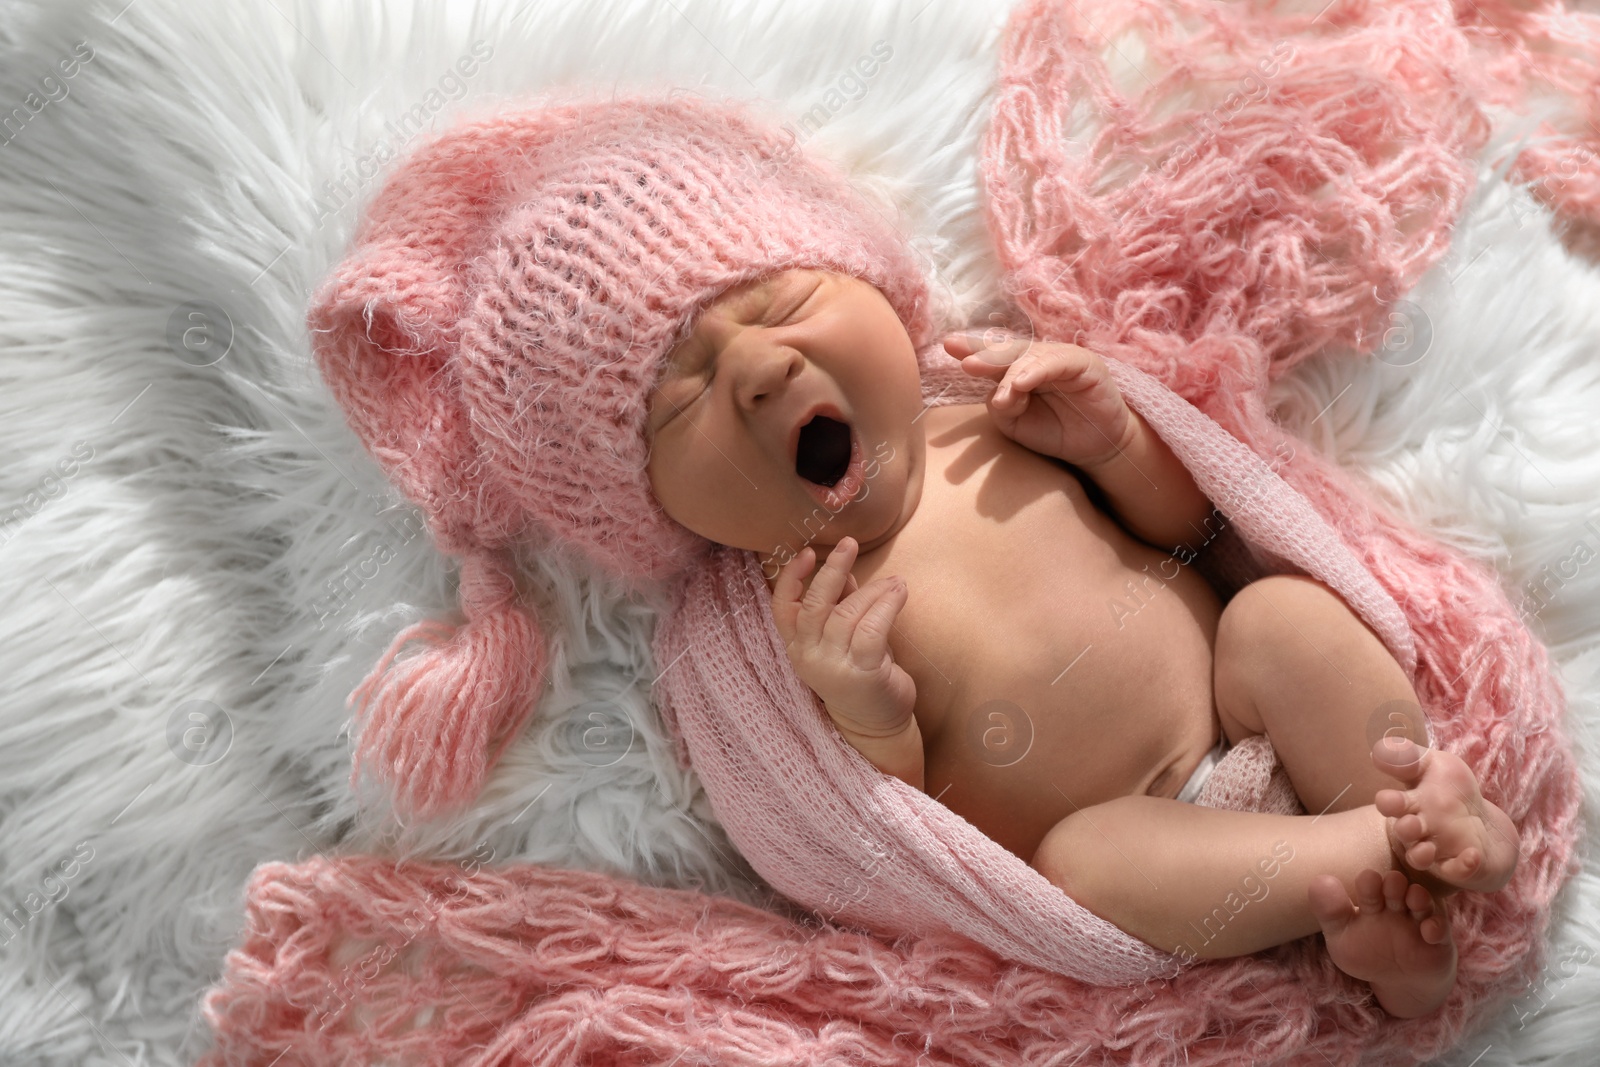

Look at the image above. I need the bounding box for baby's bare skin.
[773,402,1227,862]
[645,270,1520,1017]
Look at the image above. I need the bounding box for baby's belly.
[852,406,1224,866]
[916,557,1223,865]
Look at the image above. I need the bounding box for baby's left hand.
[943,332,1135,469]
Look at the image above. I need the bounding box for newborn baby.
[643,266,1521,1018]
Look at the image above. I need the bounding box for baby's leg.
[1031,795,1391,957]
[1211,574,1425,817]
[1212,575,1519,895]
[1033,793,1456,1017]
[1197,574,1518,1016]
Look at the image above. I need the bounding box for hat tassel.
[346,551,546,821]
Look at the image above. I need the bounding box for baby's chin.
[790,448,918,555]
[689,484,907,566]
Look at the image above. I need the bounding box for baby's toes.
[1381,870,1410,911]
[1383,807,1445,877]
[1371,736,1427,782]
[1389,810,1431,852]
[1405,882,1432,919]
[1404,838,1438,871]
[1375,787,1412,819]
[1401,883,1452,947]
[1308,874,1356,926]
[1354,868,1385,913]
[1401,882,1449,946]
[1437,846,1483,885]
[1419,900,1450,946]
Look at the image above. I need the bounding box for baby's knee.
[1217,574,1381,685]
[1220,574,1341,653]
[1215,576,1340,695]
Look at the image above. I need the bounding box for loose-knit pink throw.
[200,0,1590,1063]
[1460,0,1600,229]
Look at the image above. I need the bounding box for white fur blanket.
[1,1,1598,1064]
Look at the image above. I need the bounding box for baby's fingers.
[769,547,817,644]
[954,354,1017,392]
[796,538,859,642]
[827,578,908,668]
[773,546,815,591]
[944,330,1029,368]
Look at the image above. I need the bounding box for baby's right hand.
[770,536,917,737]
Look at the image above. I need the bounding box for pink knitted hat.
[308,93,934,821]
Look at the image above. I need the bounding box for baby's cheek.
[642,430,671,484]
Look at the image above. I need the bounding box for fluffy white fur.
[0,1,1595,1064]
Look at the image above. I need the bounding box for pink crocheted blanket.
[200,0,1592,1063]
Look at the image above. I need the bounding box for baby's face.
[645,269,927,562]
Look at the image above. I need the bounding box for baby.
[645,266,1522,1018]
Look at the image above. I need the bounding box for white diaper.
[1175,736,1230,803]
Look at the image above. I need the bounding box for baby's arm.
[1035,793,1394,959]
[1075,408,1215,554]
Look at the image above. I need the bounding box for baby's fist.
[769,536,917,736]
[943,331,1135,469]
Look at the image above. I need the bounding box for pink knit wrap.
[201,0,1591,1063]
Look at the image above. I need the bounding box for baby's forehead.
[699,271,797,323]
[669,270,800,354]
[664,267,829,373]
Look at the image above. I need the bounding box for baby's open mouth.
[795,414,853,487]
[794,414,868,510]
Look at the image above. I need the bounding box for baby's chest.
[865,459,1171,764]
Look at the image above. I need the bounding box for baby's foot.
[1308,869,1457,1019]
[1370,736,1520,894]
